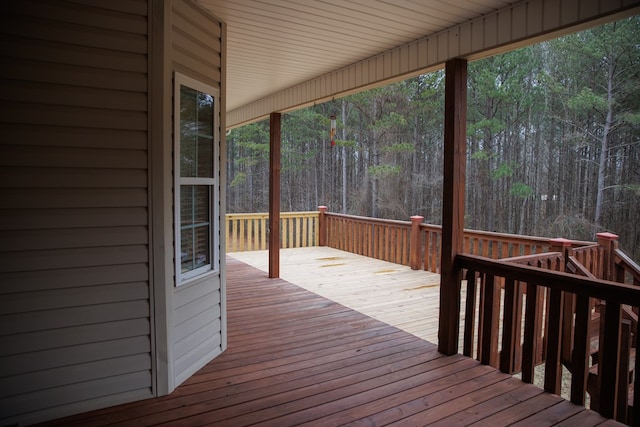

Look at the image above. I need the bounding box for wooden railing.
[227,209,640,423]
[321,212,412,266]
[227,209,598,272]
[456,252,640,424]
[320,209,592,273]
[226,211,319,252]
[616,248,640,286]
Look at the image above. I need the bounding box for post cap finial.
[596,232,618,241]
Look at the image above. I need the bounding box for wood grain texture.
[45,255,623,426]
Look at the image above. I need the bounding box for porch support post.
[438,58,467,355]
[269,112,281,278]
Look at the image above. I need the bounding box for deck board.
[229,247,444,343]
[45,253,621,426]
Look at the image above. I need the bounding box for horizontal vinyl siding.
[170,0,224,388]
[0,0,152,425]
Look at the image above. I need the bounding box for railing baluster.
[617,320,631,423]
[600,301,622,419]
[522,282,539,383]
[500,278,519,374]
[463,269,478,358]
[544,287,564,395]
[634,318,640,427]
[480,274,499,367]
[571,294,590,405]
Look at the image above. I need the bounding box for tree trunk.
[341,99,348,213]
[594,60,614,228]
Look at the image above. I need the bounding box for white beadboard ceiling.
[198,0,513,110]
[196,0,639,126]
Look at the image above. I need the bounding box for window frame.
[173,72,220,286]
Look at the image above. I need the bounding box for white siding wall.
[169,0,226,387]
[0,0,153,424]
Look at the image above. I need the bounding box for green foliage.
[470,150,491,161]
[382,142,414,153]
[230,172,246,187]
[468,118,506,138]
[369,164,401,178]
[492,161,518,180]
[335,139,357,148]
[621,112,640,126]
[568,87,607,114]
[510,182,533,198]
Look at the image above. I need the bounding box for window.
[174,73,219,285]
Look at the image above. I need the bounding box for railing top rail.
[615,248,640,282]
[570,243,601,252]
[227,211,319,219]
[324,212,411,227]
[567,255,598,279]
[418,222,591,247]
[457,253,640,306]
[419,223,442,231]
[463,229,593,247]
[501,252,563,264]
[226,212,269,219]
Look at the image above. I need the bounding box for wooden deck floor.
[229,247,444,343]
[48,253,621,426]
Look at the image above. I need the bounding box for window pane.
[181,228,193,274]
[197,93,214,135]
[197,135,213,177]
[193,185,209,224]
[180,86,197,176]
[180,185,211,276]
[194,224,210,268]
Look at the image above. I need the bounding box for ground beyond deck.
[48,254,620,426]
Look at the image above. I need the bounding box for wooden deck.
[47,252,621,426]
[230,247,444,343]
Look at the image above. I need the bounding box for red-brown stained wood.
[544,287,564,394]
[47,257,625,427]
[522,282,539,383]
[439,57,467,355]
[600,301,622,419]
[268,112,281,278]
[501,278,519,374]
[571,294,591,405]
[480,274,499,367]
[616,320,631,423]
[464,269,478,358]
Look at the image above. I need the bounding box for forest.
[225,16,640,262]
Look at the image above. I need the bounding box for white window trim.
[174,72,220,286]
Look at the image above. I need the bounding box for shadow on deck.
[48,255,619,426]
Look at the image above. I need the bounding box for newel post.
[597,232,619,282]
[410,215,424,270]
[318,206,328,247]
[550,237,573,269]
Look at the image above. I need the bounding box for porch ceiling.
[197,0,640,128]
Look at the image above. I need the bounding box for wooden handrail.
[457,254,640,305]
[457,253,640,422]
[616,248,640,286]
